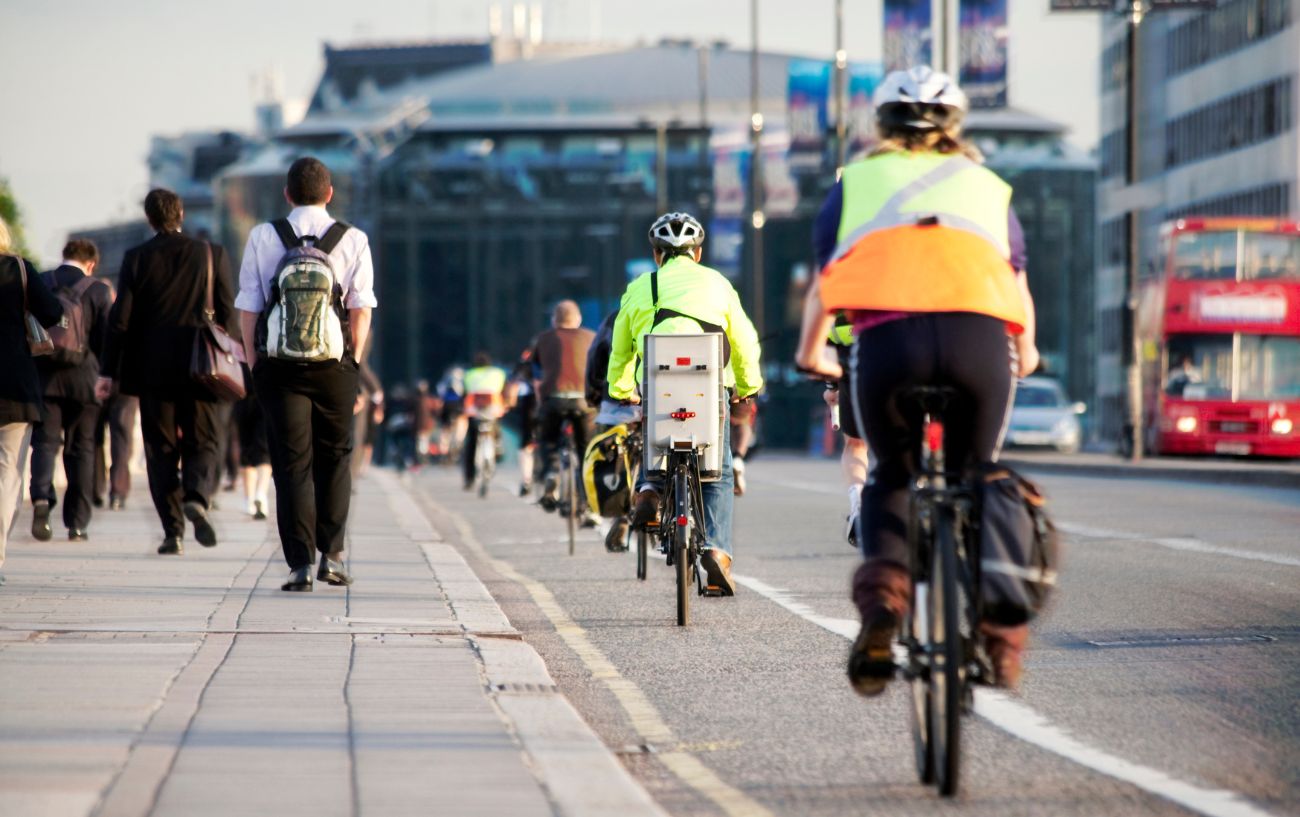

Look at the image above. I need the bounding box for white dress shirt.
[235,205,378,313]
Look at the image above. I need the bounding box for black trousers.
[139,394,221,539]
[850,313,1015,567]
[94,393,138,502]
[30,397,99,530]
[254,359,359,569]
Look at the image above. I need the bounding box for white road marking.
[734,573,1280,817]
[1057,522,1300,569]
[760,476,1300,569]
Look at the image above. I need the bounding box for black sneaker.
[847,611,899,697]
[157,536,183,555]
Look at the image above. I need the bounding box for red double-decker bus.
[1137,217,1300,458]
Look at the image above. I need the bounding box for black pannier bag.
[977,464,1061,626]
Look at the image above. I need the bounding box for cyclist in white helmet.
[797,66,1040,694]
[607,212,763,596]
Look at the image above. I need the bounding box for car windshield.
[1165,334,1300,400]
[1241,232,1300,281]
[1014,383,1065,408]
[1173,231,1237,280]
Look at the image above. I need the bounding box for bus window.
[1173,231,1237,280]
[1239,336,1300,399]
[1241,233,1300,280]
[1166,335,1232,399]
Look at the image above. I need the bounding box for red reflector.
[926,421,944,453]
[677,515,689,527]
[670,411,696,420]
[676,357,691,366]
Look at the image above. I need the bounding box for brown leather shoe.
[631,489,660,528]
[847,560,911,696]
[980,621,1028,690]
[699,547,735,596]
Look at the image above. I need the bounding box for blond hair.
[870,125,984,163]
[0,215,12,255]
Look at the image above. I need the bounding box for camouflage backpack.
[258,219,350,362]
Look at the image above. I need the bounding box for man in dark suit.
[96,189,238,555]
[29,240,114,542]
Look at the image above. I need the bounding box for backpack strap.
[70,276,97,298]
[271,219,301,250]
[315,221,351,255]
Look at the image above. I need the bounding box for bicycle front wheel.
[930,505,964,797]
[477,432,495,498]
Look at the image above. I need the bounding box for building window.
[1100,216,1127,265]
[1166,0,1292,77]
[1100,129,1127,180]
[1101,39,1126,93]
[1165,76,1294,169]
[1165,182,1293,220]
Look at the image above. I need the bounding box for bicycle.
[472,415,497,498]
[895,385,989,798]
[557,419,579,556]
[646,429,712,626]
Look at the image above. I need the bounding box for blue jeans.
[640,404,734,555]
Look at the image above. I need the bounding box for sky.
[0,0,1099,263]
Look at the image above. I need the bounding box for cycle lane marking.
[755,476,1300,569]
[733,573,1279,817]
[437,503,779,817]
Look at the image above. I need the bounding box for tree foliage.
[0,177,34,259]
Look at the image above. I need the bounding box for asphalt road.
[409,456,1300,817]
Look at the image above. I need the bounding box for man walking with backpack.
[236,157,376,592]
[29,240,113,542]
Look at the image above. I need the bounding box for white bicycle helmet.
[873,66,969,131]
[648,212,705,253]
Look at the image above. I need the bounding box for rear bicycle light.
[670,410,696,421]
[925,420,944,454]
[677,515,689,527]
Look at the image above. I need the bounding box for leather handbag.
[16,255,54,357]
[190,244,246,401]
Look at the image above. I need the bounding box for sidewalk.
[0,471,665,817]
[1000,449,1300,488]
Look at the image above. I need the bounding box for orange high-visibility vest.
[820,152,1027,334]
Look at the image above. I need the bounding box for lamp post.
[749,0,765,338]
[833,0,848,173]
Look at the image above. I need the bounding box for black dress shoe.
[68,529,89,542]
[157,537,183,555]
[183,501,217,547]
[92,495,105,508]
[31,501,52,542]
[281,566,313,592]
[317,556,352,586]
[109,496,125,511]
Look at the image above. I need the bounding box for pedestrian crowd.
[1,157,377,591]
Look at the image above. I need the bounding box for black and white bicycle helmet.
[873,66,969,132]
[648,212,705,253]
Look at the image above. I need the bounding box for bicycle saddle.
[897,385,959,415]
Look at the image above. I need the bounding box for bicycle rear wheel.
[908,581,935,785]
[562,446,576,556]
[674,467,690,626]
[636,527,648,580]
[477,430,494,498]
[930,506,964,797]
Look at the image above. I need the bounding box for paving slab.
[0,467,665,817]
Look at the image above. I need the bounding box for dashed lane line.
[433,502,778,817]
[756,476,1300,569]
[733,573,1280,817]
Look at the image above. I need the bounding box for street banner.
[711,132,749,218]
[787,59,832,154]
[847,62,885,155]
[959,0,1009,108]
[1048,0,1114,9]
[709,217,744,279]
[883,0,932,72]
[762,133,799,218]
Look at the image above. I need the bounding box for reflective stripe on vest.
[821,152,1026,333]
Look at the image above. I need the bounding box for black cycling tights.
[849,313,1015,568]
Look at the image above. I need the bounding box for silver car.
[1006,376,1086,453]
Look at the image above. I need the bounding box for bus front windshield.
[1166,334,1300,401]
[1173,230,1300,281]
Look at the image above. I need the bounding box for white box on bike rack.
[642,333,725,482]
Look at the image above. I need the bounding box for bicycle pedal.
[701,585,725,597]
